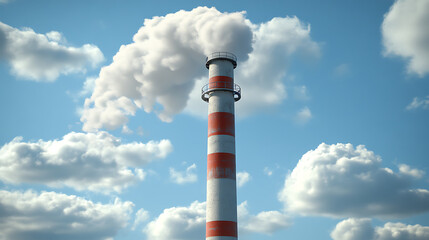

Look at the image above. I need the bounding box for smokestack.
[202,52,241,240]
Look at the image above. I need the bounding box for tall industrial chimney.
[202,52,241,240]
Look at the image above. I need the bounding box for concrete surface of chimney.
[202,52,241,240]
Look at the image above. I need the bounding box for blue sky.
[1,0,429,239]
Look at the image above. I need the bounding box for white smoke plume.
[81,6,320,132]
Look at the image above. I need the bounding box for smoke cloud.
[81,7,320,132]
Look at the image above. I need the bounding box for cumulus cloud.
[144,200,290,240]
[398,164,425,178]
[121,125,133,134]
[238,201,291,235]
[0,22,104,81]
[237,171,250,187]
[169,163,197,184]
[382,0,429,77]
[406,96,429,110]
[234,16,320,117]
[293,85,310,101]
[294,106,312,124]
[81,6,320,131]
[0,190,133,240]
[79,76,97,97]
[376,222,429,240]
[331,218,375,240]
[264,167,273,176]
[68,76,98,102]
[331,218,429,240]
[333,63,351,78]
[144,201,206,240]
[0,131,172,193]
[131,208,150,231]
[279,143,429,218]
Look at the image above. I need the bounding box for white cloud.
[237,171,251,187]
[0,0,11,4]
[79,76,97,97]
[144,200,290,240]
[382,0,429,77]
[68,76,97,102]
[132,208,150,231]
[81,7,320,131]
[144,201,206,240]
[264,167,273,176]
[293,85,310,101]
[331,218,375,240]
[233,16,320,117]
[406,96,429,110]
[238,201,291,235]
[0,22,104,81]
[398,164,425,178]
[333,63,350,78]
[331,218,429,240]
[294,106,312,124]
[279,143,429,218]
[121,125,133,134]
[46,31,65,43]
[169,163,197,184]
[0,131,172,193]
[137,126,144,136]
[376,222,429,240]
[0,190,133,240]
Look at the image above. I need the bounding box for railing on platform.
[201,81,241,102]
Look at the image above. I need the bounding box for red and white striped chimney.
[202,52,241,240]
